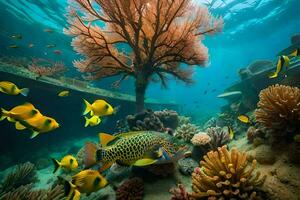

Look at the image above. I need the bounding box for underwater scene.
[0,0,300,199]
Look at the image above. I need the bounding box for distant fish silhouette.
[44,28,54,33]
[53,49,62,55]
[10,34,22,39]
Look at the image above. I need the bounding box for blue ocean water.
[0,1,300,199]
[1,0,299,118]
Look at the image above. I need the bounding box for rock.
[251,145,276,165]
[178,158,198,176]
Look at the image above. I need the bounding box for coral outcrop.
[154,109,179,130]
[206,126,230,150]
[255,84,300,142]
[126,109,165,132]
[190,145,266,200]
[178,116,191,126]
[175,123,200,142]
[116,177,144,200]
[191,133,211,146]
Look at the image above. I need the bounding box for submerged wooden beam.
[0,63,178,108]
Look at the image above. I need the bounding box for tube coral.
[255,84,300,141]
[189,145,266,200]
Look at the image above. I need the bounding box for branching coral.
[190,145,266,200]
[116,177,144,200]
[175,123,200,142]
[206,126,230,150]
[178,116,191,126]
[0,162,37,195]
[169,184,190,200]
[255,84,300,141]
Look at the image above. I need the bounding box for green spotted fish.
[84,131,187,172]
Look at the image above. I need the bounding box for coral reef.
[125,109,179,132]
[116,177,144,200]
[206,126,230,150]
[126,109,164,132]
[255,84,300,142]
[189,145,266,199]
[169,184,189,200]
[178,158,198,176]
[0,162,37,195]
[154,109,179,130]
[0,184,65,200]
[175,123,200,142]
[178,116,191,126]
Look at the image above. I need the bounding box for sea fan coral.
[206,126,230,149]
[0,184,65,200]
[175,123,200,142]
[189,145,266,200]
[255,84,300,141]
[28,58,67,77]
[0,162,37,195]
[116,177,144,200]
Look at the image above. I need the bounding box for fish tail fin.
[30,131,39,139]
[83,99,92,115]
[84,116,90,127]
[63,179,79,200]
[51,158,61,173]
[84,142,99,168]
[20,88,29,97]
[0,108,8,121]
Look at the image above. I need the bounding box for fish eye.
[105,104,109,110]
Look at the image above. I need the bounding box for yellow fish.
[227,126,234,140]
[0,103,40,122]
[58,90,70,97]
[16,115,59,139]
[289,48,300,57]
[63,169,108,200]
[8,45,19,49]
[0,81,29,96]
[237,115,251,124]
[269,55,290,79]
[46,44,56,48]
[52,155,78,173]
[83,99,114,117]
[84,115,101,127]
[11,34,22,39]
